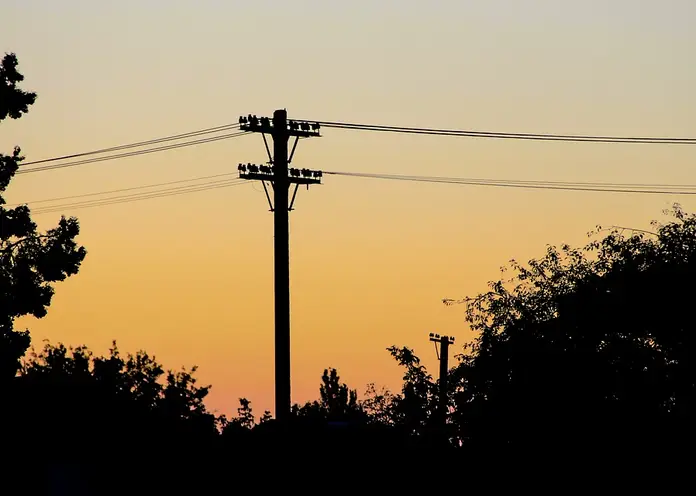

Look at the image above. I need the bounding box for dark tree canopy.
[15,341,219,436]
[447,205,696,449]
[0,53,36,121]
[0,53,86,379]
[8,341,224,492]
[291,367,363,422]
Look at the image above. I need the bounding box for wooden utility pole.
[272,109,291,421]
[238,110,322,422]
[429,333,455,425]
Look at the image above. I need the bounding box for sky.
[3,0,696,418]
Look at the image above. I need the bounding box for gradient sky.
[3,0,696,417]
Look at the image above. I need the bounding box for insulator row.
[238,115,321,132]
[238,163,323,178]
[239,115,271,128]
[428,332,455,343]
[288,120,320,132]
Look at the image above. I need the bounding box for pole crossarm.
[237,163,323,185]
[429,333,455,346]
[239,114,322,138]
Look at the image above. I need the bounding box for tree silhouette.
[10,342,233,491]
[13,340,220,459]
[448,205,696,449]
[259,409,273,424]
[360,382,397,425]
[234,397,256,428]
[219,397,257,446]
[386,345,437,436]
[291,367,363,423]
[0,53,86,380]
[0,53,36,120]
[319,368,359,420]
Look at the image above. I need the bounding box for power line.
[18,131,250,175]
[325,171,696,195]
[310,120,696,144]
[10,171,240,207]
[16,115,696,176]
[32,179,246,215]
[31,178,247,215]
[22,168,696,215]
[336,172,696,190]
[21,122,240,166]
[16,115,696,177]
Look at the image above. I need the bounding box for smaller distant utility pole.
[429,333,455,426]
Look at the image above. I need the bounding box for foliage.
[13,340,219,444]
[292,367,363,422]
[0,53,86,379]
[448,205,696,447]
[0,53,36,120]
[386,345,437,434]
[360,383,397,425]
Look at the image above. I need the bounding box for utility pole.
[238,110,322,423]
[429,333,455,426]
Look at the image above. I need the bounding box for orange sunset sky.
[3,0,696,417]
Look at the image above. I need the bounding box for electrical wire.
[310,120,696,144]
[21,122,241,166]
[9,171,240,207]
[22,168,696,216]
[325,171,696,195]
[18,131,250,174]
[13,115,696,219]
[31,178,248,215]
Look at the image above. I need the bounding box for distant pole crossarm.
[237,111,322,423]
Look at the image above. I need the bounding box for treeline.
[1,340,454,491]
[4,340,446,450]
